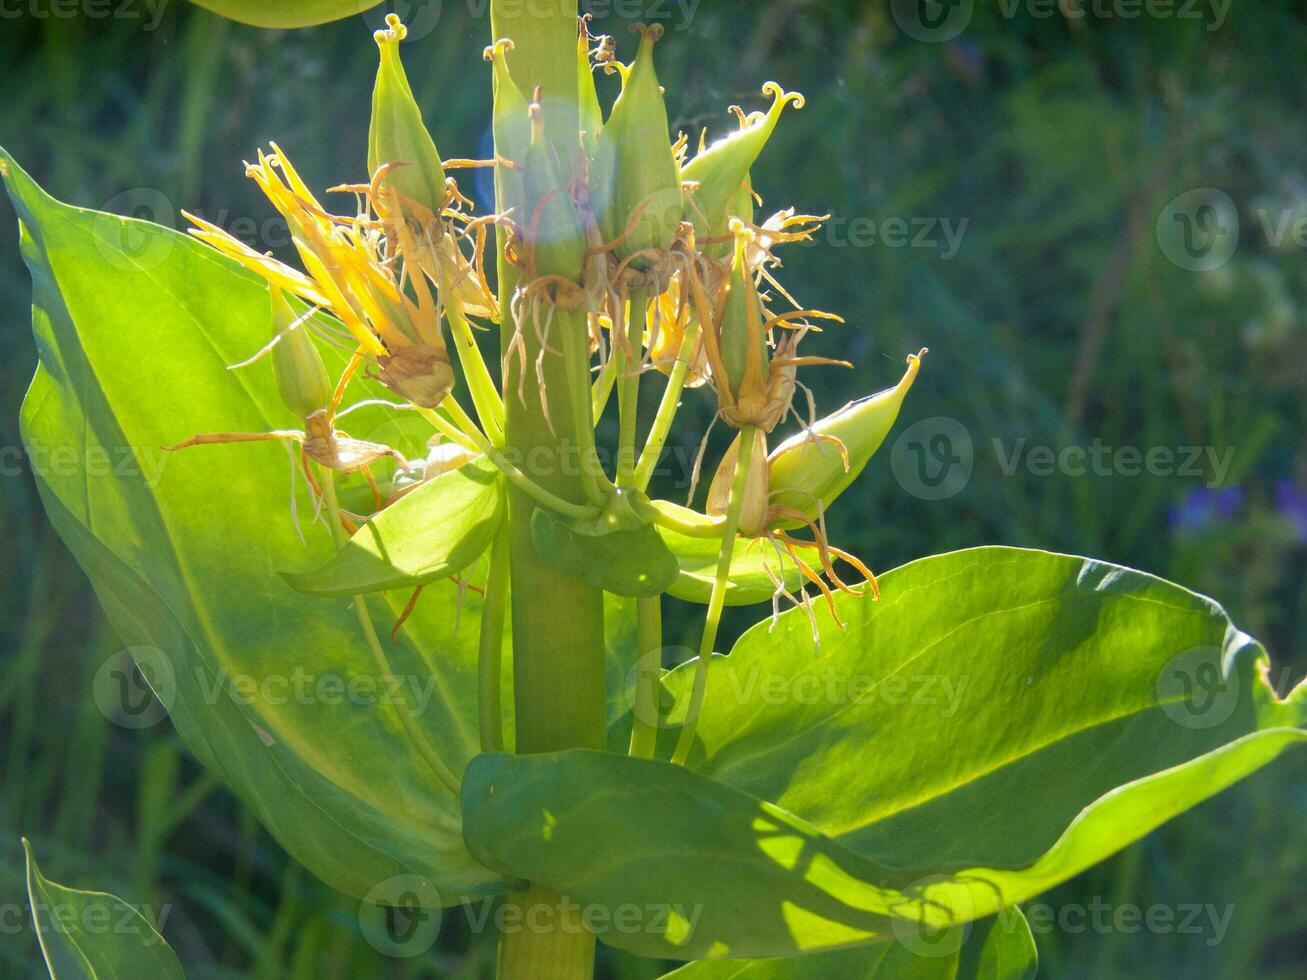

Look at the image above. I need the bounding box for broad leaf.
[188,0,383,28]
[661,907,1037,979]
[531,508,679,598]
[4,150,505,902]
[283,458,504,597]
[24,839,185,979]
[462,548,1304,959]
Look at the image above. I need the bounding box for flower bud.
[578,27,604,161]
[703,220,789,430]
[485,38,529,217]
[682,83,803,238]
[590,25,681,260]
[706,428,770,537]
[767,349,926,525]
[523,92,587,282]
[370,15,446,216]
[269,287,332,420]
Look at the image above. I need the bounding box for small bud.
[370,14,446,215]
[767,349,926,525]
[375,343,455,409]
[485,38,529,216]
[269,287,332,420]
[523,92,587,282]
[682,83,803,238]
[706,428,770,537]
[590,24,682,260]
[703,220,789,431]
[578,25,604,161]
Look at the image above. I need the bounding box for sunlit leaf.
[283,458,504,597]
[24,839,185,979]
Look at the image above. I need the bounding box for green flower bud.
[269,286,333,420]
[682,83,804,238]
[524,92,587,282]
[578,27,604,161]
[767,349,926,525]
[485,38,530,217]
[369,14,446,216]
[705,220,787,430]
[590,24,682,260]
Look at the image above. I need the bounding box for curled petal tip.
[629,21,665,42]
[374,13,407,44]
[483,37,514,62]
[761,81,805,111]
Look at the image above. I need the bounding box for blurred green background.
[1,1,1304,976]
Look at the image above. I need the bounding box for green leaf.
[666,547,1304,874]
[462,749,907,960]
[24,839,185,979]
[660,908,1037,979]
[3,150,506,902]
[462,547,1304,959]
[530,508,679,598]
[187,0,384,28]
[282,458,504,597]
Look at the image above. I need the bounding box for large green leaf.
[188,0,383,28]
[283,458,504,597]
[24,839,185,979]
[462,547,1304,959]
[661,907,1037,979]
[3,150,504,902]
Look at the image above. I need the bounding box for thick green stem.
[478,523,509,753]
[634,317,702,491]
[492,3,603,977]
[319,469,461,795]
[627,595,663,759]
[671,425,756,766]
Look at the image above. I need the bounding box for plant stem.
[418,407,600,522]
[591,349,617,421]
[671,425,755,766]
[558,306,612,507]
[616,288,647,486]
[492,3,604,976]
[478,523,509,753]
[634,317,700,492]
[627,595,663,759]
[446,296,506,443]
[319,468,461,795]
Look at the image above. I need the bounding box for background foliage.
[0,1,1304,976]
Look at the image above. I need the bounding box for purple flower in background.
[1169,486,1245,531]
[1275,479,1307,543]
